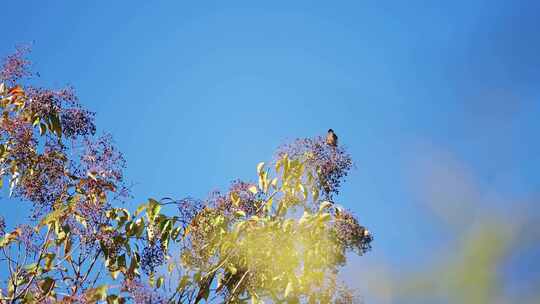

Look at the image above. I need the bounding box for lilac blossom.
[0,216,5,235]
[61,108,96,138]
[0,46,32,84]
[81,134,126,185]
[15,141,68,214]
[277,136,353,200]
[123,279,166,304]
[333,209,372,255]
[26,86,78,118]
[174,197,205,229]
[15,224,40,253]
[141,240,165,275]
[212,179,263,217]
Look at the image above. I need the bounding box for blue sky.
[3,1,540,302]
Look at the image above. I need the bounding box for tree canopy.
[0,47,372,304]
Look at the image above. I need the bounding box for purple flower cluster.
[141,241,165,275]
[174,197,205,229]
[333,210,372,255]
[26,86,78,119]
[15,224,40,253]
[81,134,126,185]
[61,108,96,138]
[15,142,68,214]
[277,136,353,200]
[0,46,31,84]
[212,180,263,217]
[95,229,122,258]
[70,198,113,252]
[0,216,5,235]
[123,279,166,304]
[333,283,361,304]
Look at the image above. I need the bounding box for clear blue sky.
[3,1,540,302]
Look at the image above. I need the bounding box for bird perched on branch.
[326,129,338,147]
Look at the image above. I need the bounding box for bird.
[326,129,338,147]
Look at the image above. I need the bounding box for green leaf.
[171,226,182,240]
[88,285,108,301]
[147,198,161,223]
[44,252,56,271]
[39,277,55,294]
[177,275,190,291]
[107,295,121,304]
[148,273,155,287]
[49,113,62,137]
[39,123,47,136]
[39,203,73,228]
[24,263,38,272]
[157,276,165,289]
[134,203,148,216]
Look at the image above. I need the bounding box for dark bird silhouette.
[326,129,338,147]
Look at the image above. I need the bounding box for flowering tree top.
[0,48,372,304]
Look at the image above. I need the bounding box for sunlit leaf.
[257,162,265,174]
[230,192,240,206]
[248,185,258,194]
[177,275,190,291]
[319,201,333,212]
[284,281,293,298]
[157,276,165,289]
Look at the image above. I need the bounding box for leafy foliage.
[0,48,372,303]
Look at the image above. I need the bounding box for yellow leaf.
[298,184,307,200]
[257,162,265,174]
[275,159,283,173]
[248,185,258,194]
[284,281,293,298]
[134,203,147,216]
[110,270,120,280]
[177,275,190,291]
[264,197,273,213]
[235,210,246,217]
[312,187,320,202]
[157,276,165,288]
[319,201,333,212]
[258,175,264,192]
[230,192,240,206]
[87,285,108,301]
[299,212,310,225]
[319,213,331,222]
[271,177,278,188]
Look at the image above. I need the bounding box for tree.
[0,47,372,303]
